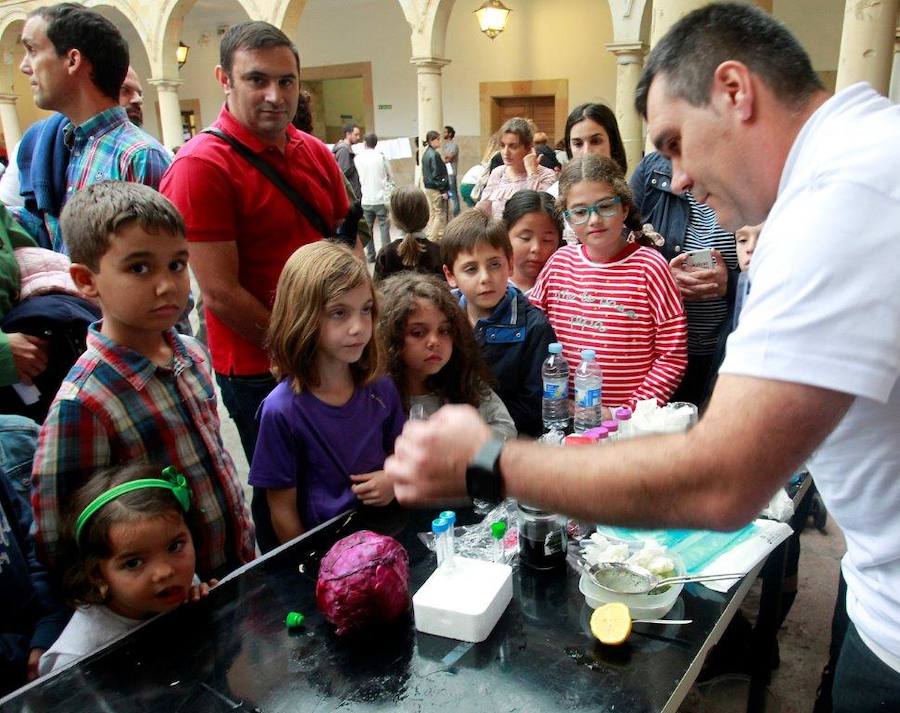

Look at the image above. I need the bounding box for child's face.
[565,180,628,261]
[71,224,190,344]
[401,298,453,385]
[317,282,374,368]
[735,223,763,272]
[444,243,511,321]
[97,512,196,620]
[508,212,560,284]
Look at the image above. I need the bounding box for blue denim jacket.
[455,286,556,438]
[629,151,690,262]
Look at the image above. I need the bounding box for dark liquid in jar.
[519,532,566,570]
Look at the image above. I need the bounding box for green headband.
[75,466,191,544]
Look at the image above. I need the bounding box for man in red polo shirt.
[161,22,347,549]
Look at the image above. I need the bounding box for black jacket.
[421,146,449,192]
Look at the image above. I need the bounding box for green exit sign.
[378,104,392,110]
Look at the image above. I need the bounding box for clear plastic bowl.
[578,551,685,620]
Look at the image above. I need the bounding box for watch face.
[466,438,503,502]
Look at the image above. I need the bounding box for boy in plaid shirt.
[31,182,255,580]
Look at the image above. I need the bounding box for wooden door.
[493,96,557,144]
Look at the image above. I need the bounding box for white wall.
[294,0,417,137]
[773,0,844,72]
[443,0,618,136]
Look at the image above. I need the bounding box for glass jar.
[517,503,567,570]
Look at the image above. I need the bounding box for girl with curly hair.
[377,273,516,440]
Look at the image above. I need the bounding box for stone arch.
[270,0,309,31]
[398,0,456,58]
[155,0,260,77]
[0,10,27,95]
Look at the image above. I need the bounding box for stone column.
[835,0,899,95]
[606,42,647,177]
[411,57,450,151]
[649,0,709,47]
[891,26,900,102]
[0,94,21,149]
[148,78,184,150]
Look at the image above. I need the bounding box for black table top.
[1,504,744,713]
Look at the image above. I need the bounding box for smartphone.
[684,248,716,270]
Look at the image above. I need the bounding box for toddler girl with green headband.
[39,463,215,674]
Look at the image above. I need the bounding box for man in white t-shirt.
[385,4,900,709]
[354,133,393,262]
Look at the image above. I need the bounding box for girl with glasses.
[530,155,687,415]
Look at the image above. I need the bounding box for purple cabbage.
[316,530,410,635]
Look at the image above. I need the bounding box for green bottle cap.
[491,521,507,540]
[285,611,305,628]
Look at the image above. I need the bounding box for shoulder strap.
[201,127,332,239]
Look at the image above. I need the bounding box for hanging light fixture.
[176,42,190,69]
[474,0,511,40]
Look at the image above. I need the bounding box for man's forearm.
[203,285,271,349]
[497,376,851,531]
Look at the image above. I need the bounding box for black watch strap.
[465,437,505,503]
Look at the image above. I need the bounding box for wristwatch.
[465,437,505,503]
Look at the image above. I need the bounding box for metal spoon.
[632,618,692,625]
[579,558,744,595]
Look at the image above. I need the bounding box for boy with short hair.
[31,181,255,580]
[442,211,556,437]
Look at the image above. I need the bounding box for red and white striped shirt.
[530,244,687,409]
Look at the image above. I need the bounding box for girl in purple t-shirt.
[249,243,405,549]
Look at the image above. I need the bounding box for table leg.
[747,538,788,712]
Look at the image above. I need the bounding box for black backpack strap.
[201,127,333,239]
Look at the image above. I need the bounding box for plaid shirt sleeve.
[31,398,111,567]
[124,145,172,189]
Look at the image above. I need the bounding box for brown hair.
[389,186,431,269]
[441,210,512,271]
[268,241,381,391]
[60,463,193,608]
[499,117,534,148]
[377,273,493,409]
[557,155,644,237]
[60,181,185,271]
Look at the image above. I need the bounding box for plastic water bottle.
[541,342,570,432]
[573,349,602,433]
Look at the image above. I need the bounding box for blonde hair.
[268,242,381,391]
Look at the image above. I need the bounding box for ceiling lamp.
[176,42,190,69]
[475,0,511,40]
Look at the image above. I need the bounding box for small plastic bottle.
[541,342,570,433]
[573,349,602,433]
[601,419,619,441]
[440,510,456,555]
[491,520,507,563]
[583,426,609,443]
[432,517,450,568]
[615,406,633,439]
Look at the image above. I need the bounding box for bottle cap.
[548,342,562,354]
[601,420,618,432]
[431,517,449,534]
[491,521,507,539]
[581,349,596,361]
[285,611,305,628]
[582,427,608,441]
[439,510,456,525]
[564,434,594,446]
[615,406,632,420]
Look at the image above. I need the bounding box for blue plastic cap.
[432,517,449,534]
[439,510,456,525]
[548,342,562,354]
[581,349,596,360]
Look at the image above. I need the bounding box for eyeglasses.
[564,197,622,225]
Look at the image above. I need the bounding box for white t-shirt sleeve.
[720,179,900,403]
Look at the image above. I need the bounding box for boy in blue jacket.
[442,211,556,437]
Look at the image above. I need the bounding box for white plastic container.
[413,556,513,642]
[578,552,686,619]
